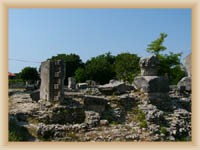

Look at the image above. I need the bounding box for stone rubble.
[9,55,191,142]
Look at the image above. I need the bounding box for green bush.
[160,126,168,135]
[139,120,148,128]
[146,33,186,85]
[135,109,148,128]
[9,79,24,85]
[135,109,146,122]
[115,53,140,83]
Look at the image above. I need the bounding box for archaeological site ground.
[8,54,191,142]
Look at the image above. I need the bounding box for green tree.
[84,52,116,84]
[147,33,168,55]
[146,33,186,84]
[20,67,39,83]
[50,53,84,84]
[75,68,87,83]
[115,53,140,83]
[158,52,186,84]
[169,65,186,85]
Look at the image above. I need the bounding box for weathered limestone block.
[184,54,191,77]
[98,80,134,95]
[133,76,169,102]
[83,95,107,113]
[84,111,100,127]
[86,80,97,86]
[177,53,192,95]
[30,90,40,101]
[76,83,89,89]
[38,104,85,124]
[140,55,159,76]
[68,77,76,89]
[40,59,65,102]
[177,77,191,92]
[133,76,169,93]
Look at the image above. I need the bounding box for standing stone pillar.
[40,59,65,102]
[177,53,192,93]
[133,55,169,101]
[68,77,76,89]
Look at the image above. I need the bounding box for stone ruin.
[40,59,65,102]
[139,55,159,76]
[68,77,76,89]
[184,53,191,77]
[177,53,192,94]
[9,55,191,142]
[133,55,169,102]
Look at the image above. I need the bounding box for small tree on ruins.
[146,33,186,84]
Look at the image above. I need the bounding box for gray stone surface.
[139,55,159,76]
[68,77,76,89]
[138,104,164,124]
[40,60,65,102]
[76,83,88,89]
[177,77,191,92]
[84,111,100,127]
[9,92,39,121]
[98,81,134,95]
[37,102,85,124]
[184,53,191,77]
[83,95,107,113]
[30,90,40,101]
[133,76,169,93]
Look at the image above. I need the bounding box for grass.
[66,131,79,140]
[110,121,119,125]
[176,136,192,141]
[139,120,148,128]
[160,126,168,135]
[134,109,148,128]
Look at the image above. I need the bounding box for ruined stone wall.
[40,60,65,102]
[184,53,191,77]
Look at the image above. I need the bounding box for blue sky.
[9,8,191,73]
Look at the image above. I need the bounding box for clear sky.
[9,8,191,73]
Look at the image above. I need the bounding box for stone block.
[133,76,169,93]
[140,55,159,76]
[30,90,40,101]
[184,54,191,77]
[98,80,134,95]
[83,96,107,113]
[68,77,76,89]
[177,77,191,92]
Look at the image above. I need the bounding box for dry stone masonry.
[40,60,65,102]
[140,55,159,76]
[9,54,191,142]
[133,55,169,102]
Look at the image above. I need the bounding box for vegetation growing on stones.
[135,109,148,128]
[9,33,190,142]
[147,33,186,84]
